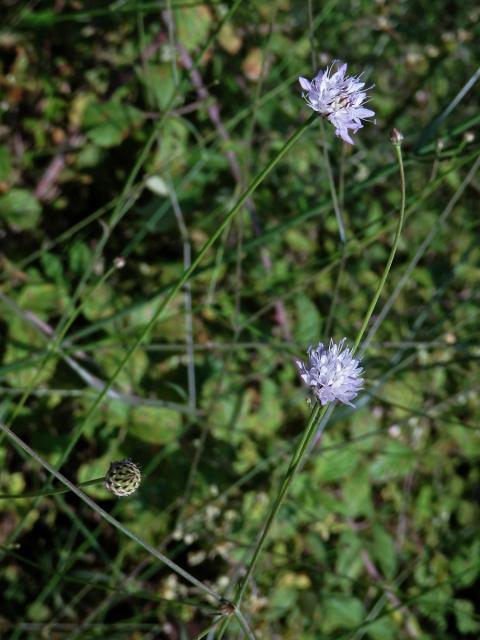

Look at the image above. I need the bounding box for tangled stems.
[0,116,316,640]
[0,422,219,597]
[218,135,406,637]
[49,113,317,479]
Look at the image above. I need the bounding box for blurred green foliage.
[0,0,479,638]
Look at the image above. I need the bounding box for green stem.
[352,139,406,355]
[0,477,105,500]
[215,404,325,639]
[321,119,346,244]
[219,403,327,631]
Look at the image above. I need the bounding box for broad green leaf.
[128,405,182,445]
[313,445,360,483]
[322,596,365,632]
[175,5,212,51]
[83,101,145,148]
[294,294,322,345]
[0,188,42,229]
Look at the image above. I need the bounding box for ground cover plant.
[0,1,479,638]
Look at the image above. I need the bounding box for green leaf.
[244,379,283,436]
[40,252,65,284]
[83,101,145,148]
[371,524,398,579]
[128,406,182,445]
[322,596,365,632]
[0,188,42,229]
[454,598,480,633]
[17,283,67,316]
[27,602,51,622]
[369,440,415,482]
[366,618,399,640]
[294,294,322,345]
[342,469,373,517]
[175,5,212,51]
[140,64,175,110]
[95,345,148,391]
[4,321,57,387]
[68,240,93,275]
[313,445,360,483]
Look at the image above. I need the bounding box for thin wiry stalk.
[360,152,480,357]
[320,119,347,243]
[168,174,197,413]
[215,403,326,638]
[0,477,104,500]
[352,138,406,355]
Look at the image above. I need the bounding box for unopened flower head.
[105,459,142,497]
[299,62,375,144]
[296,338,363,406]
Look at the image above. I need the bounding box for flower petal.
[298,76,312,91]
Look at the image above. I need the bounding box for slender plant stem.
[232,607,257,640]
[0,477,105,500]
[236,404,325,601]
[216,402,326,640]
[352,137,406,355]
[360,151,480,357]
[321,119,347,244]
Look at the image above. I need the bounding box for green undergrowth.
[0,1,479,638]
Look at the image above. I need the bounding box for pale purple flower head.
[296,338,363,407]
[299,61,375,144]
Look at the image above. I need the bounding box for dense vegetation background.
[1,1,479,638]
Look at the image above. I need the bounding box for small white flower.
[299,61,375,144]
[296,338,363,406]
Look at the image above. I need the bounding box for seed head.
[299,61,375,144]
[105,459,142,497]
[296,338,363,406]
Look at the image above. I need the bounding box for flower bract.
[105,459,142,497]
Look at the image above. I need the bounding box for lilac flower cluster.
[299,62,375,144]
[296,339,363,406]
